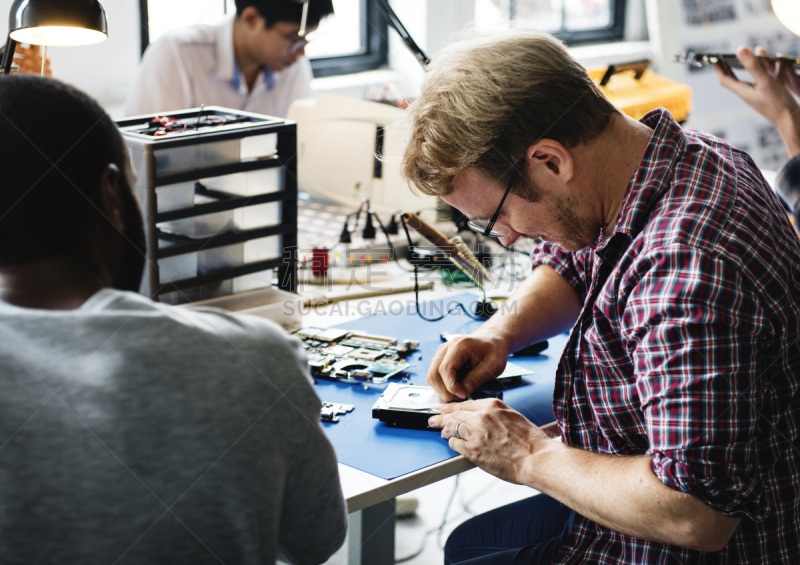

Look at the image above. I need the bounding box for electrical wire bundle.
[395,472,505,562]
[400,212,494,322]
[334,200,501,321]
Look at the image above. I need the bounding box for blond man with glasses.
[406,29,800,565]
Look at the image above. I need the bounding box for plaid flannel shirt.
[776,152,800,231]
[531,109,800,564]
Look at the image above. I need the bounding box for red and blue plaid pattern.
[531,109,800,564]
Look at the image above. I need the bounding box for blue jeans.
[444,494,576,565]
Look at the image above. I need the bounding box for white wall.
[310,1,475,104]
[0,0,142,118]
[387,0,474,98]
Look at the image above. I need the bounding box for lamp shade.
[8,0,107,46]
[773,0,800,36]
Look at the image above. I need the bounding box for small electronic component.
[296,327,352,342]
[323,345,354,356]
[122,110,254,137]
[296,327,419,384]
[348,348,385,361]
[372,384,502,431]
[321,402,354,423]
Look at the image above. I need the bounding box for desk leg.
[348,499,396,565]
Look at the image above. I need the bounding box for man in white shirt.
[126,0,334,118]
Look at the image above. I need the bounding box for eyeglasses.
[288,36,311,54]
[467,177,513,238]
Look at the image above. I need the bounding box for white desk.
[338,457,474,565]
[340,455,475,514]
[337,425,558,565]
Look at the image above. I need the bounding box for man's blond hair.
[401,28,618,198]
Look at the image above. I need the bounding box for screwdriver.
[452,363,475,401]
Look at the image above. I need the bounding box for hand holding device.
[11,44,51,76]
[427,333,509,402]
[428,398,553,485]
[714,46,800,156]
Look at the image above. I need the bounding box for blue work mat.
[314,293,568,480]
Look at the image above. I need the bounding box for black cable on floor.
[396,475,461,563]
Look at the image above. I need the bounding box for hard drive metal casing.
[372,383,502,431]
[372,384,441,430]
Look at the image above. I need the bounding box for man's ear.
[525,140,573,184]
[240,6,266,30]
[98,164,125,234]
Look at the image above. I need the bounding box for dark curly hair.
[0,75,145,290]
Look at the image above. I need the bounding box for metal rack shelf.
[153,155,284,187]
[155,257,287,294]
[156,224,295,257]
[155,188,291,223]
[118,106,298,302]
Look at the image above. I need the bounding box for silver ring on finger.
[455,421,462,439]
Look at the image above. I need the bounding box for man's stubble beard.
[548,193,602,252]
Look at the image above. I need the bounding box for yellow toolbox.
[588,60,693,123]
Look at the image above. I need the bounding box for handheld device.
[673,51,800,70]
[372,384,502,430]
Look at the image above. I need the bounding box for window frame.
[138,0,150,57]
[138,0,388,77]
[310,0,388,78]
[511,0,627,46]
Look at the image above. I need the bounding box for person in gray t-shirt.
[0,75,346,564]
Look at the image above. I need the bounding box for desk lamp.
[773,0,800,36]
[2,0,108,75]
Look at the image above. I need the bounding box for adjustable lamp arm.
[375,0,430,69]
[2,36,17,74]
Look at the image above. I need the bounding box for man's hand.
[428,398,552,484]
[424,265,581,402]
[13,44,52,76]
[426,334,510,401]
[715,46,800,155]
[431,400,740,551]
